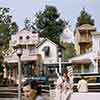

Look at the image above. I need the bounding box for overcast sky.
[0,0,100,31]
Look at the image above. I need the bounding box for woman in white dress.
[55,73,63,100]
[62,70,72,100]
[55,70,72,100]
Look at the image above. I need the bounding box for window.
[42,46,50,57]
[19,36,23,40]
[48,68,55,74]
[26,36,30,39]
[74,64,81,73]
[84,64,89,73]
[29,47,36,54]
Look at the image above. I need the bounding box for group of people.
[55,69,88,100]
[22,69,88,100]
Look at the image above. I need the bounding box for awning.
[72,59,91,64]
[4,54,39,63]
[69,51,98,64]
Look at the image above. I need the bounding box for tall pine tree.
[34,5,65,43]
[76,8,94,27]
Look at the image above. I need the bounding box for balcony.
[10,30,39,47]
[22,48,37,55]
[78,37,92,43]
[4,48,39,63]
[10,40,38,47]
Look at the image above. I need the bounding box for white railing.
[22,49,37,55]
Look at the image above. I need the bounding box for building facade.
[69,32,100,91]
[4,29,64,84]
[74,24,96,55]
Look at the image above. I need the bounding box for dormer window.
[26,36,30,40]
[42,46,50,57]
[19,36,23,40]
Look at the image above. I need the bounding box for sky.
[0,0,100,32]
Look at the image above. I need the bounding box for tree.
[76,8,94,27]
[62,43,76,60]
[0,7,18,60]
[24,18,35,31]
[34,5,65,43]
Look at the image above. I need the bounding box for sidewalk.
[1,92,100,100]
[50,89,100,100]
[71,92,100,100]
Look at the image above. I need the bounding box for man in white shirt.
[77,76,88,93]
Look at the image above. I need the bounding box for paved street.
[71,92,100,100]
[0,87,100,100]
[0,93,49,100]
[50,89,100,100]
[1,92,100,100]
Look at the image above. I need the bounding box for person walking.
[77,76,88,93]
[55,73,63,100]
[22,79,45,100]
[55,69,72,100]
[61,69,72,100]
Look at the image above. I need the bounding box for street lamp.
[16,48,22,100]
[58,49,62,74]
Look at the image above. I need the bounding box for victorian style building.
[3,29,65,84]
[69,24,100,89]
[74,24,96,55]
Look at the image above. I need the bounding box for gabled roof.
[36,38,65,49]
[36,38,47,48]
[4,50,39,63]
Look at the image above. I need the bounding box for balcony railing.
[22,49,37,56]
[79,37,92,43]
[10,40,38,47]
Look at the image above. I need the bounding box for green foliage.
[24,18,35,31]
[34,5,65,43]
[0,7,18,60]
[62,43,76,60]
[76,8,94,27]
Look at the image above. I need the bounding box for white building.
[69,32,100,74]
[69,32,100,92]
[60,25,74,43]
[4,29,64,84]
[37,38,64,64]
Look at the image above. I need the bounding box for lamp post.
[16,48,22,100]
[58,49,62,74]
